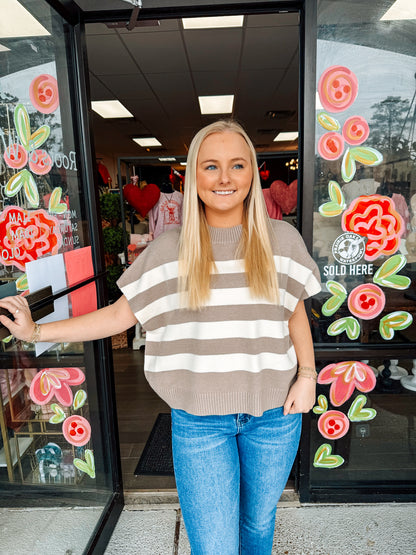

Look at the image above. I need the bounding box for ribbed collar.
[208,224,242,244]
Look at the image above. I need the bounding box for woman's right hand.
[0,295,36,342]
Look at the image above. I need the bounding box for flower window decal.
[317,65,383,183]
[313,361,377,469]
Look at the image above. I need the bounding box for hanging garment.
[148,191,183,239]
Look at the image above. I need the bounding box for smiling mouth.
[213,190,236,195]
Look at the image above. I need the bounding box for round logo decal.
[332,232,365,265]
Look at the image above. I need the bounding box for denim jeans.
[171,406,302,555]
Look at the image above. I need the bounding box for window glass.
[0,4,114,552]
[312,0,416,346]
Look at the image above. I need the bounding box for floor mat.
[134,413,174,476]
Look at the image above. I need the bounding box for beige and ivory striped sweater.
[117,220,321,416]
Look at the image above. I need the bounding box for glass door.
[0,1,123,552]
[299,0,416,503]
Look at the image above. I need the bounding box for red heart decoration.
[123,182,160,217]
[260,169,270,181]
[270,179,298,215]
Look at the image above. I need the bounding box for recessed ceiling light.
[0,0,50,38]
[198,95,234,115]
[273,132,298,142]
[133,137,162,147]
[91,100,133,119]
[380,0,416,20]
[159,157,176,162]
[180,162,187,166]
[182,16,244,29]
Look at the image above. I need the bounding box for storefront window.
[307,0,416,500]
[312,2,416,347]
[0,2,120,551]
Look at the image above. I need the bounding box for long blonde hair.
[178,119,279,309]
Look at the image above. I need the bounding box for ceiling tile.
[241,26,298,70]
[86,34,138,75]
[99,73,154,100]
[193,71,238,95]
[184,28,242,72]
[121,31,188,73]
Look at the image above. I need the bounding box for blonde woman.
[0,120,321,555]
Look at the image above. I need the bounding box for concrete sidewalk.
[105,496,416,555]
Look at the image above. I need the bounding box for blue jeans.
[171,407,302,555]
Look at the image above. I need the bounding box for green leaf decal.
[73,389,87,410]
[313,443,344,469]
[317,112,341,131]
[327,316,360,340]
[348,395,377,422]
[318,181,346,217]
[379,311,413,340]
[322,280,347,316]
[5,170,26,197]
[48,187,67,214]
[373,254,411,290]
[14,104,31,150]
[350,146,383,166]
[49,403,66,424]
[74,449,95,478]
[313,394,328,415]
[29,125,50,150]
[16,273,28,291]
[23,170,39,207]
[341,148,356,183]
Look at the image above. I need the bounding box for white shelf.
[0,436,33,467]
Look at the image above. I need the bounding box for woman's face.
[196,131,253,227]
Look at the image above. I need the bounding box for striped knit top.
[117,220,321,416]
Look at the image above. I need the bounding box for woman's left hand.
[283,377,316,415]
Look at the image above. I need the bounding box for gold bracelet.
[297,366,318,382]
[298,366,316,373]
[297,373,317,382]
[29,323,41,343]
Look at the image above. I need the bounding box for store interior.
[85,11,302,490]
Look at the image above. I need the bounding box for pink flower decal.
[318,361,376,407]
[29,149,53,175]
[318,132,345,160]
[342,195,404,261]
[318,66,358,113]
[29,74,59,114]
[63,415,91,446]
[348,283,385,320]
[342,116,369,145]
[318,410,350,440]
[4,144,28,169]
[29,367,85,406]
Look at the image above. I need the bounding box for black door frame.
[47,0,318,519]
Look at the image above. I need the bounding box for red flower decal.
[342,195,404,261]
[29,367,85,406]
[4,144,28,169]
[318,132,345,160]
[342,115,370,145]
[0,206,62,271]
[29,74,59,114]
[318,361,376,406]
[318,66,358,113]
[348,283,385,320]
[62,415,91,446]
